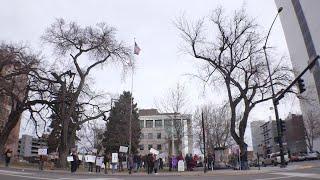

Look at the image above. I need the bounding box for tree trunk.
[0,108,23,155]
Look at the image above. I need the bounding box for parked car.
[290,155,299,162]
[305,152,320,160]
[297,153,306,161]
[262,152,289,166]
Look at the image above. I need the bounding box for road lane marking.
[0,172,55,179]
[255,176,295,180]
[0,169,32,175]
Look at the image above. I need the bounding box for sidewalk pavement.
[1,163,315,177]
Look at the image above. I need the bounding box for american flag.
[134,42,141,55]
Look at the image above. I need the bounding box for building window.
[148,144,153,150]
[155,120,162,128]
[139,144,144,150]
[157,144,162,150]
[157,133,161,139]
[140,133,144,139]
[146,120,153,128]
[140,120,144,128]
[148,133,153,139]
[164,119,172,129]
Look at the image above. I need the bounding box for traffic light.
[297,78,306,93]
[280,119,286,132]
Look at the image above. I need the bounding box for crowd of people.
[3,148,217,174]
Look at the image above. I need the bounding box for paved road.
[0,161,319,180]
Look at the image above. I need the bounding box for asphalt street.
[0,161,319,180]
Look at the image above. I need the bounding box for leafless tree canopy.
[176,7,292,162]
[0,43,41,153]
[193,103,232,154]
[38,18,132,167]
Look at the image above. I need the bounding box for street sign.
[119,146,128,153]
[38,149,47,155]
[112,153,118,163]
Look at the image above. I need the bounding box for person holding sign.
[4,148,12,167]
[70,151,79,173]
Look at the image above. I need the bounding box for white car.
[305,152,319,160]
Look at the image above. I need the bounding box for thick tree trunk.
[0,109,23,155]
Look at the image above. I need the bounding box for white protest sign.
[112,153,118,163]
[119,146,128,153]
[85,155,96,163]
[159,152,167,159]
[78,154,83,161]
[150,148,159,155]
[96,156,104,166]
[67,156,74,162]
[178,160,185,171]
[38,149,47,155]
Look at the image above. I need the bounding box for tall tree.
[41,18,131,167]
[102,91,140,154]
[176,8,292,168]
[0,43,40,154]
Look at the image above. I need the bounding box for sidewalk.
[1,163,315,177]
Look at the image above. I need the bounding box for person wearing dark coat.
[70,152,78,173]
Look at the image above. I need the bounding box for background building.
[138,109,193,156]
[275,0,320,151]
[284,114,308,155]
[250,121,265,156]
[17,134,48,158]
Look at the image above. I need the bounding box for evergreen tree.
[102,91,141,154]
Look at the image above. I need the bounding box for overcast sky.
[0,0,301,144]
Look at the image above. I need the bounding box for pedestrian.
[159,158,163,170]
[39,155,45,171]
[128,154,134,174]
[172,156,178,171]
[147,154,154,174]
[137,155,142,172]
[4,148,12,168]
[70,151,78,173]
[168,156,172,171]
[95,156,102,173]
[133,154,138,172]
[118,153,123,172]
[103,154,110,174]
[88,153,94,172]
[153,155,159,174]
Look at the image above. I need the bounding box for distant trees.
[156,83,190,155]
[102,91,141,154]
[193,103,232,154]
[176,7,292,167]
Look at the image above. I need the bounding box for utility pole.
[201,110,207,173]
[263,6,286,168]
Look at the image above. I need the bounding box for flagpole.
[128,39,135,155]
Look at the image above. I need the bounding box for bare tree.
[176,8,292,166]
[0,43,40,154]
[156,83,190,155]
[193,103,232,154]
[41,18,132,167]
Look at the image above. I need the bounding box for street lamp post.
[263,7,286,168]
